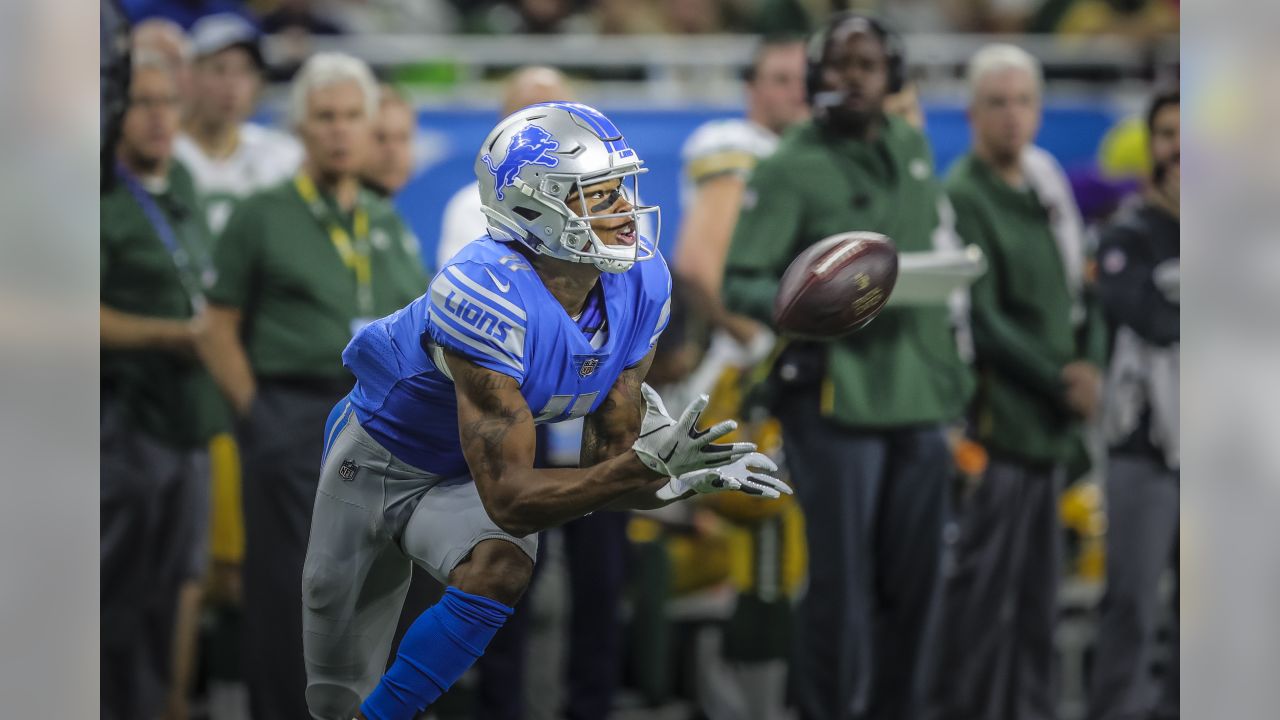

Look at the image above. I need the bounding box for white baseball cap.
[189,13,264,68]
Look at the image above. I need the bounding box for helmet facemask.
[539,165,659,274]
[477,161,659,273]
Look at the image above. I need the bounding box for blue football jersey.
[343,236,672,477]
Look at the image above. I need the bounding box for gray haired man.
[198,52,427,720]
[922,44,1108,720]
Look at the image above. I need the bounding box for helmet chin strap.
[559,226,636,273]
[588,236,638,274]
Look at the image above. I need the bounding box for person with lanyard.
[198,52,428,720]
[171,15,304,714]
[723,13,975,719]
[100,50,226,720]
[921,44,1108,720]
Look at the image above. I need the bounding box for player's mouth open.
[610,221,637,246]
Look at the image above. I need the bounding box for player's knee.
[305,681,361,720]
[449,539,533,606]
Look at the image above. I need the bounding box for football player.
[301,102,790,720]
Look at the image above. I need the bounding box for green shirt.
[724,117,974,427]
[206,177,428,379]
[101,161,228,447]
[946,153,1108,464]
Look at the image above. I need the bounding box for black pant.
[1088,454,1179,720]
[777,393,950,720]
[101,408,208,720]
[474,510,632,720]
[240,380,349,720]
[923,458,1063,720]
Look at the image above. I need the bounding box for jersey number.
[534,392,599,423]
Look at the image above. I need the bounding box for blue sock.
[360,587,514,720]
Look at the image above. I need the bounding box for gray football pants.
[302,407,538,720]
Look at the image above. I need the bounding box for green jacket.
[101,161,229,447]
[946,153,1108,465]
[723,117,974,428]
[206,178,428,379]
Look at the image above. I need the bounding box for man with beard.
[1087,89,1180,720]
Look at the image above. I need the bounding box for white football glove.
[632,384,755,478]
[655,452,793,501]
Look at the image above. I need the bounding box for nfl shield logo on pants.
[339,459,357,481]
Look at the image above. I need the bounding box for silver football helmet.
[475,102,660,274]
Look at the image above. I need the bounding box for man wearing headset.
[723,13,974,720]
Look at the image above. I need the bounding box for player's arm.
[100,305,197,355]
[674,174,765,346]
[448,351,668,537]
[583,348,790,509]
[196,304,256,417]
[675,174,744,297]
[580,350,678,511]
[951,191,1069,404]
[197,200,261,417]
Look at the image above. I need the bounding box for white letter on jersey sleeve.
[649,296,672,348]
[428,270,527,376]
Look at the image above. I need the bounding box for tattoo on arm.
[449,352,533,485]
[581,350,652,467]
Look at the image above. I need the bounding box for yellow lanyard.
[294,173,374,316]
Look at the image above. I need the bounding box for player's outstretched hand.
[632,384,755,478]
[655,452,793,501]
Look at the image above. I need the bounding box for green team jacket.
[101,162,229,447]
[206,179,428,380]
[946,154,1108,465]
[723,117,974,428]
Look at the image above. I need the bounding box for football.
[772,232,899,339]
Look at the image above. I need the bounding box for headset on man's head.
[805,12,906,106]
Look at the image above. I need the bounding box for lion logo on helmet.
[482,124,560,201]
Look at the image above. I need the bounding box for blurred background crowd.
[100,1,1179,719]
[117,0,1180,37]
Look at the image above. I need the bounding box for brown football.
[772,231,899,339]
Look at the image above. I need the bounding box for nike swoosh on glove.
[632,384,755,478]
[655,452,793,501]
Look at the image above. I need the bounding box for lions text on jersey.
[342,235,671,477]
